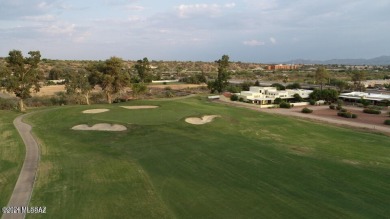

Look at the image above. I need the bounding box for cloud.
[243,40,265,46]
[244,0,278,10]
[22,15,55,22]
[270,37,276,44]
[176,3,236,18]
[126,5,144,11]
[42,23,76,36]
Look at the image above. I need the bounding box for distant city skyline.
[1,0,389,62]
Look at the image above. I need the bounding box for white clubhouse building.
[239,86,313,105]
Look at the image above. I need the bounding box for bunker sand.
[82,109,109,114]
[185,115,220,125]
[72,123,127,131]
[120,106,159,109]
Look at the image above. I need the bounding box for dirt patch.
[342,159,360,165]
[32,85,66,96]
[82,109,110,114]
[120,106,159,109]
[185,115,220,125]
[71,123,127,131]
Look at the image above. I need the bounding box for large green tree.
[208,55,230,93]
[351,70,366,91]
[64,69,93,105]
[1,50,43,112]
[99,57,130,104]
[315,67,329,91]
[134,57,151,82]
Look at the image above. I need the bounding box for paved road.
[2,114,39,219]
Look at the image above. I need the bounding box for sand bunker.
[120,105,159,109]
[72,123,127,131]
[82,109,109,114]
[185,115,220,125]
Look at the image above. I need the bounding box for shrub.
[384,120,390,125]
[230,94,239,101]
[274,98,282,104]
[340,108,348,113]
[309,99,315,105]
[0,98,18,110]
[329,105,335,110]
[337,111,357,119]
[363,109,381,114]
[336,105,342,110]
[301,107,313,113]
[338,112,351,118]
[238,97,244,102]
[279,102,291,109]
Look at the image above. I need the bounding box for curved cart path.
[2,114,39,219]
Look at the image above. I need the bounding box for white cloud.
[225,3,236,8]
[176,3,236,18]
[270,37,276,44]
[244,0,278,10]
[126,5,144,11]
[22,15,55,22]
[41,23,76,36]
[243,40,265,46]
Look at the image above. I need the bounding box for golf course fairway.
[18,97,390,218]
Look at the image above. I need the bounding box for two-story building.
[239,86,313,105]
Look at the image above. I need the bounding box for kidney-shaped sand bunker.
[185,115,220,125]
[72,123,127,131]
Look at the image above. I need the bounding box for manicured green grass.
[26,97,390,218]
[0,110,24,209]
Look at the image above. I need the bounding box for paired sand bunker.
[82,109,110,114]
[120,106,159,109]
[185,115,220,125]
[72,123,127,131]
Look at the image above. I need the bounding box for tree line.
[0,50,158,111]
[0,50,231,112]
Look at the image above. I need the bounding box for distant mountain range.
[283,56,390,66]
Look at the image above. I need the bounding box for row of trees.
[0,50,156,111]
[315,67,366,92]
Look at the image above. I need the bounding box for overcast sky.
[1,0,389,62]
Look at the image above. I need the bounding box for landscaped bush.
[230,94,239,101]
[363,109,381,114]
[279,102,291,109]
[274,98,282,104]
[329,105,335,110]
[384,120,390,125]
[336,105,342,110]
[309,99,315,105]
[301,107,313,113]
[238,97,244,102]
[337,111,357,118]
[0,98,18,110]
[340,108,348,113]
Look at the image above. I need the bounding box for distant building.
[339,92,390,105]
[266,64,299,70]
[239,86,312,105]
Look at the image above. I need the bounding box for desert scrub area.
[16,97,390,218]
[0,111,24,208]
